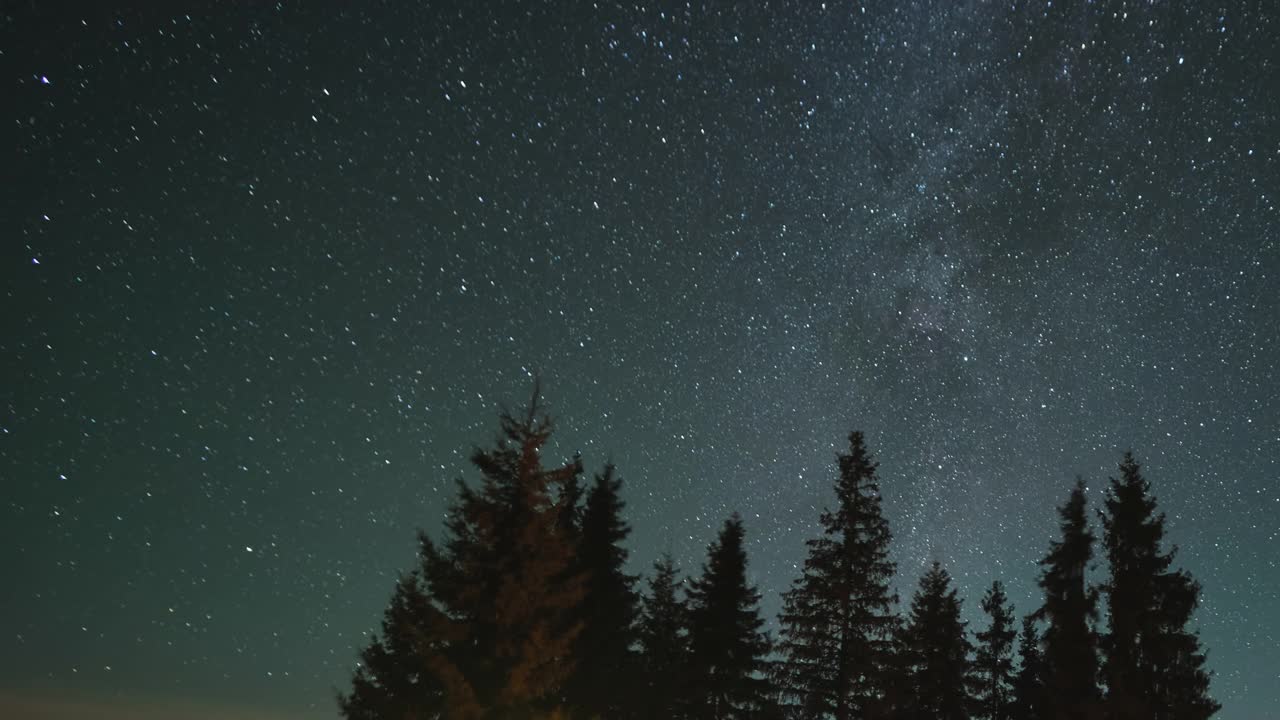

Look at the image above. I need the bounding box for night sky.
[4,2,1278,718]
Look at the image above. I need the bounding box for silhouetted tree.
[687,514,774,720]
[1035,480,1100,720]
[557,470,585,541]
[974,580,1017,720]
[1011,616,1046,720]
[341,391,1224,720]
[773,431,898,720]
[637,553,691,719]
[1099,452,1218,719]
[876,617,911,720]
[897,562,974,720]
[338,572,444,719]
[564,463,640,719]
[341,387,585,720]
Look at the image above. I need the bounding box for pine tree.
[773,431,898,720]
[1011,616,1046,720]
[637,553,691,719]
[564,463,640,719]
[557,468,585,540]
[1099,452,1218,720]
[1035,479,1100,720]
[338,572,444,719]
[974,581,1017,720]
[897,562,974,720]
[876,616,911,720]
[340,388,586,720]
[686,513,774,720]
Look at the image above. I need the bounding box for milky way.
[5,3,1277,718]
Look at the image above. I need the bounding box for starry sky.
[4,2,1277,718]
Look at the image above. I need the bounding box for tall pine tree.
[1035,479,1100,720]
[1099,452,1218,719]
[340,388,586,720]
[1011,616,1046,720]
[974,580,1017,720]
[897,562,975,720]
[773,431,898,720]
[687,513,774,720]
[564,463,640,719]
[637,553,691,719]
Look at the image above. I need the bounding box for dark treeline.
[339,390,1218,720]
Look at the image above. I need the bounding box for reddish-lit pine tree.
[341,387,586,720]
